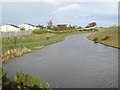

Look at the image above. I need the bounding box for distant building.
[57,24,67,31]
[47,20,53,28]
[85,22,97,28]
[18,23,36,30]
[89,22,97,27]
[0,24,20,32]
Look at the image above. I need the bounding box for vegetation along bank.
[2,28,96,63]
[88,26,119,48]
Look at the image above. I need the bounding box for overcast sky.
[1,0,119,27]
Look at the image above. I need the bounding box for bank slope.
[87,27,119,48]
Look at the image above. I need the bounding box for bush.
[101,36,110,41]
[88,28,98,31]
[14,72,46,89]
[93,37,98,43]
[2,70,47,90]
[2,69,12,89]
[51,27,58,31]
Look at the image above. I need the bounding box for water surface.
[3,33,118,88]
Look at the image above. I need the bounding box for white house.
[0,24,20,32]
[18,23,36,30]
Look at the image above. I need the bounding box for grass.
[1,28,97,89]
[2,29,80,46]
[2,70,47,89]
[87,26,119,48]
[2,29,95,89]
[2,33,62,54]
[14,72,47,89]
[1,29,96,63]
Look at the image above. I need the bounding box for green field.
[88,26,119,48]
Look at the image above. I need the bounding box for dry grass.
[88,26,119,48]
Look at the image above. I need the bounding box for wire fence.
[0,30,33,38]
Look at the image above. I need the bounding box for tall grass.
[2,70,47,89]
[15,72,46,89]
[88,26,119,48]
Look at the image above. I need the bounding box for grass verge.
[87,26,119,48]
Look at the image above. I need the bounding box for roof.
[24,23,35,27]
[6,24,19,28]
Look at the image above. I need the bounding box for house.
[85,22,97,28]
[89,22,97,27]
[18,23,36,30]
[0,24,20,32]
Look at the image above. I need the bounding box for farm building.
[18,23,36,30]
[0,24,20,32]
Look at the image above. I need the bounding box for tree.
[20,27,25,31]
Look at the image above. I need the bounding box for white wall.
[18,24,36,30]
[0,25,20,32]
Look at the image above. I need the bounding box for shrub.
[14,72,46,89]
[2,69,12,89]
[101,36,110,41]
[2,70,47,90]
[51,27,58,31]
[20,27,25,31]
[93,37,98,43]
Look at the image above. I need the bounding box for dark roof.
[7,24,19,28]
[24,23,35,27]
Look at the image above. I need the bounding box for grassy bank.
[2,29,96,63]
[2,70,47,90]
[87,26,119,48]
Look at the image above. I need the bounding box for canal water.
[3,33,118,88]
